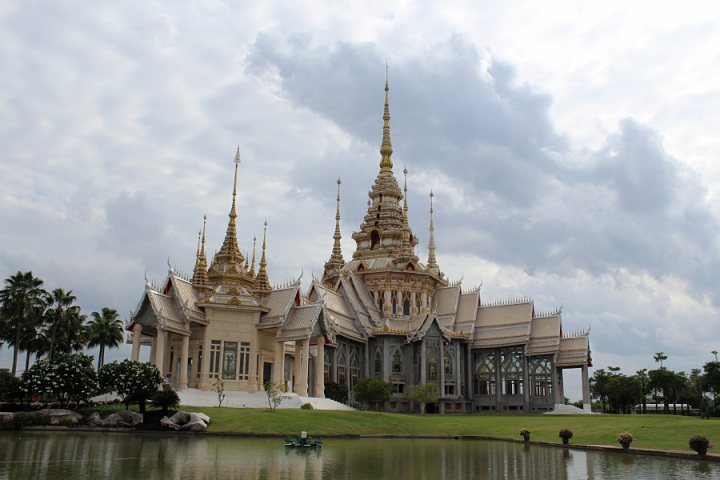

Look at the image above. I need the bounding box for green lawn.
[177,407,718,453]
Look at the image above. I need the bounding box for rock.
[37,409,83,425]
[0,412,14,424]
[160,411,209,431]
[85,410,143,427]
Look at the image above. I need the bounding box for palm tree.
[44,288,77,359]
[0,271,47,374]
[87,307,124,368]
[654,352,667,369]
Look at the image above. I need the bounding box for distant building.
[128,81,591,413]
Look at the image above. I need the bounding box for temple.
[127,80,592,413]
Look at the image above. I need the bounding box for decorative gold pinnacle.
[255,221,271,293]
[427,191,438,271]
[379,80,393,173]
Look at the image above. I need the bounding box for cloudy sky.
[2,1,719,400]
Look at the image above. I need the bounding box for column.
[439,340,446,414]
[293,341,302,393]
[522,355,530,412]
[554,366,564,408]
[131,323,142,361]
[273,341,285,384]
[155,328,166,374]
[581,365,591,412]
[420,340,427,384]
[314,336,325,398]
[299,338,310,396]
[179,334,189,391]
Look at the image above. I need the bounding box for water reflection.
[0,432,717,480]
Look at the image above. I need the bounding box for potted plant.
[520,429,531,442]
[559,428,573,445]
[688,435,713,456]
[617,432,633,450]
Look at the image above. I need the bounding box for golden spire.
[209,148,246,276]
[323,178,345,285]
[427,191,438,272]
[401,167,411,249]
[332,178,344,263]
[192,215,211,291]
[379,71,393,173]
[250,236,257,278]
[254,221,272,293]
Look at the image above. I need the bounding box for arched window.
[371,230,380,249]
[391,290,398,314]
[402,292,411,315]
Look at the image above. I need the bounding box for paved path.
[177,388,354,411]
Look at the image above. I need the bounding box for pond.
[0,432,717,479]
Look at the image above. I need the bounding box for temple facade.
[128,81,592,413]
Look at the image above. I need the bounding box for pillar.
[314,336,325,398]
[293,340,302,393]
[179,334,189,391]
[155,328,166,374]
[299,337,310,396]
[273,341,285,384]
[131,323,142,361]
[581,365,591,412]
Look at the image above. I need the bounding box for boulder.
[85,409,143,427]
[37,409,83,425]
[160,411,209,431]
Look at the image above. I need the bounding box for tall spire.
[255,221,272,294]
[323,178,346,286]
[331,178,344,263]
[379,74,393,173]
[401,167,411,250]
[208,148,246,277]
[249,236,257,278]
[427,191,439,273]
[192,215,211,291]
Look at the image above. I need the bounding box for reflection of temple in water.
[127,80,591,413]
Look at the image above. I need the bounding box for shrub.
[617,432,633,445]
[301,402,314,410]
[559,428,573,441]
[20,353,98,406]
[13,412,47,428]
[689,435,713,454]
[150,384,180,416]
[0,369,22,402]
[324,382,348,404]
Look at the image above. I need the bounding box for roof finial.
[402,167,411,248]
[255,221,272,293]
[192,215,212,291]
[208,149,245,276]
[379,69,393,173]
[250,236,257,277]
[427,191,438,271]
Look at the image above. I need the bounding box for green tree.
[0,368,22,402]
[635,369,650,413]
[43,288,79,359]
[703,360,720,407]
[590,368,612,413]
[408,382,440,414]
[654,352,668,369]
[20,352,98,405]
[0,271,47,375]
[354,377,394,410]
[606,374,643,413]
[87,307,124,368]
[99,359,162,413]
[324,382,349,404]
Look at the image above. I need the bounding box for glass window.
[239,342,250,380]
[210,340,221,379]
[222,342,237,380]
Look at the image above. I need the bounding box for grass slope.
[181,407,718,453]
